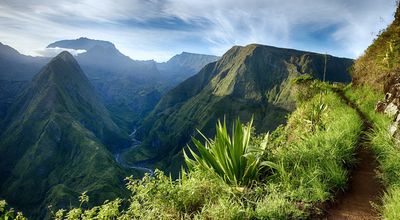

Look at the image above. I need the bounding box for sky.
[0,0,398,62]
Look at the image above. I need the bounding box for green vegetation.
[0,200,26,220]
[344,86,400,219]
[342,3,400,218]
[0,52,137,219]
[352,4,400,91]
[134,44,353,173]
[50,84,362,219]
[184,118,267,186]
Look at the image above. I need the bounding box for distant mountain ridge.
[0,51,134,218]
[47,37,116,51]
[157,52,220,85]
[46,37,220,129]
[47,37,160,80]
[0,42,48,81]
[132,44,353,173]
[0,43,48,120]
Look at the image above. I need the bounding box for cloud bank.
[0,0,397,61]
[35,47,86,57]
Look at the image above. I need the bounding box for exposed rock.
[376,68,400,140]
[385,103,399,117]
[375,101,387,113]
[389,122,398,136]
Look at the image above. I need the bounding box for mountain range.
[0,38,219,131]
[47,38,220,130]
[0,43,48,119]
[0,39,353,218]
[0,39,220,218]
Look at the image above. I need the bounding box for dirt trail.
[321,90,384,219]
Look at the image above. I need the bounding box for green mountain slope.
[0,52,134,218]
[133,44,353,172]
[352,5,400,91]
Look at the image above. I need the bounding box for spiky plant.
[184,118,268,186]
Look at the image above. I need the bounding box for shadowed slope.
[0,51,133,219]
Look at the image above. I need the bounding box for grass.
[45,84,363,219]
[344,85,400,219]
[266,91,361,203]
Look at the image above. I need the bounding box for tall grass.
[267,92,361,204]
[51,85,363,219]
[345,86,400,219]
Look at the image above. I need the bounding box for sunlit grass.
[45,85,364,219]
[345,86,400,219]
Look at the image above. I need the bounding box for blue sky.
[0,0,397,61]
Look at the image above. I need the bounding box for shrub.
[184,118,269,186]
[0,200,26,220]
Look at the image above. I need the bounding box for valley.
[1,1,400,219]
[114,129,153,175]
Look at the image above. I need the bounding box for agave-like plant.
[184,118,268,186]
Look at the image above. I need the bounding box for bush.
[0,200,26,220]
[184,118,269,186]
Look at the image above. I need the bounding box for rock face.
[375,68,400,138]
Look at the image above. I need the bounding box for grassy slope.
[347,3,400,219]
[352,5,400,91]
[53,86,362,219]
[0,52,135,219]
[345,86,400,219]
[133,44,353,173]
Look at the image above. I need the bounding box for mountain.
[47,38,163,129]
[0,43,48,119]
[157,52,220,85]
[49,38,160,80]
[133,44,353,172]
[47,37,115,51]
[47,38,220,130]
[0,52,134,218]
[0,42,47,81]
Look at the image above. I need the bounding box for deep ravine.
[115,129,154,175]
[322,90,384,219]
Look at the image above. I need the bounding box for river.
[114,128,154,175]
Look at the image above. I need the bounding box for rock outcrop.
[375,68,400,139]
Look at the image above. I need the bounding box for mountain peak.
[0,42,23,58]
[0,47,130,217]
[55,50,75,61]
[19,51,128,149]
[31,51,95,97]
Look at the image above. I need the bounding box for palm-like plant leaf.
[184,118,267,186]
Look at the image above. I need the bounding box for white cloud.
[35,47,86,57]
[0,0,397,61]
